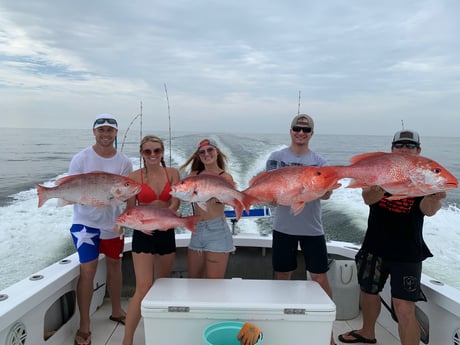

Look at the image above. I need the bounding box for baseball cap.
[392,130,420,145]
[291,114,314,129]
[93,113,118,129]
[198,138,218,149]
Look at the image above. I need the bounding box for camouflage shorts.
[355,249,426,301]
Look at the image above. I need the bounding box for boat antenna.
[401,119,405,130]
[164,83,172,167]
[297,90,301,115]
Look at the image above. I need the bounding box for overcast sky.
[1,1,459,136]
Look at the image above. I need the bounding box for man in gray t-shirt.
[267,113,335,345]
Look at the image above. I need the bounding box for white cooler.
[141,278,336,345]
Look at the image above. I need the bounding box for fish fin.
[349,152,386,164]
[332,182,342,189]
[79,195,106,207]
[248,170,272,186]
[290,202,306,215]
[35,184,48,208]
[56,198,74,207]
[53,175,77,186]
[346,179,369,188]
[241,193,260,214]
[139,219,154,224]
[233,200,244,220]
[196,202,208,211]
[386,194,408,200]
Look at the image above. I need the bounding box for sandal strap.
[75,330,91,345]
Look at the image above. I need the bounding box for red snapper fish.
[116,206,199,233]
[243,166,342,215]
[170,174,258,220]
[334,152,458,199]
[36,172,141,207]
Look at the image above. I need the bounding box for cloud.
[0,0,459,136]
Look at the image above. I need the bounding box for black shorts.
[355,249,426,302]
[132,229,176,255]
[272,230,329,274]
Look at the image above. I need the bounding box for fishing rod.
[164,83,172,167]
[120,102,143,168]
[298,90,301,115]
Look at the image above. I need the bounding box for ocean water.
[0,128,459,291]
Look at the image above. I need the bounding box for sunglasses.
[198,147,215,156]
[93,118,118,126]
[142,148,163,155]
[291,126,312,133]
[393,142,418,149]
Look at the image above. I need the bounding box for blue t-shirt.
[266,147,328,236]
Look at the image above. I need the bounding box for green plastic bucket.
[203,321,263,345]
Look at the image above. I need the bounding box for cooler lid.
[142,278,335,312]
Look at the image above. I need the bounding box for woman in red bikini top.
[127,135,180,208]
[122,135,180,345]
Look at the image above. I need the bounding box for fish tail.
[330,166,368,187]
[184,215,200,233]
[233,201,244,221]
[36,184,49,208]
[241,193,260,214]
[290,201,306,215]
[327,165,349,179]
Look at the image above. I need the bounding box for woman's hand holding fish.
[114,224,124,236]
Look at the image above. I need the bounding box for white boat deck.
[61,297,400,345]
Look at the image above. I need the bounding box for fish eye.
[434,168,441,174]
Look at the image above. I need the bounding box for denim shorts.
[188,216,235,253]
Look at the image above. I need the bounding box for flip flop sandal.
[338,330,377,344]
[109,315,126,325]
[74,330,91,345]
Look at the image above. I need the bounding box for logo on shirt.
[379,196,415,213]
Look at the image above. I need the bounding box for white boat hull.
[1,233,459,344]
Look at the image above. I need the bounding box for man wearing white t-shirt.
[69,114,132,345]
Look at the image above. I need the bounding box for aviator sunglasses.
[142,148,163,155]
[291,126,312,133]
[392,142,418,149]
[93,118,118,126]
[198,147,215,156]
